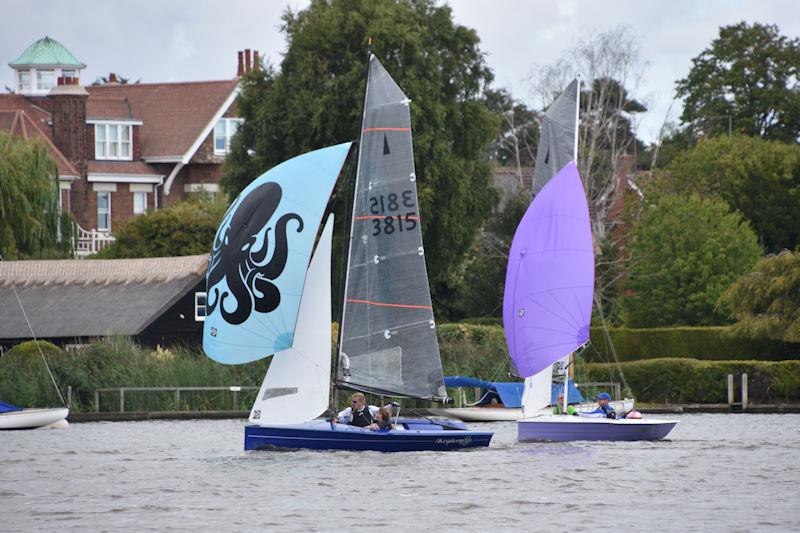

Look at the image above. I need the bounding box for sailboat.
[0,401,69,430]
[203,55,492,452]
[506,80,677,442]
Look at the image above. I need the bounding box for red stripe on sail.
[346,298,431,310]
[353,215,420,220]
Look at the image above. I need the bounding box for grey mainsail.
[531,78,579,197]
[337,55,446,400]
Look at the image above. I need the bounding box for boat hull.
[517,416,677,442]
[245,418,493,452]
[0,408,69,430]
[430,399,635,422]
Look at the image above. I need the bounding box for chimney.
[244,48,251,74]
[108,72,118,83]
[253,50,259,71]
[49,81,89,174]
[237,51,244,77]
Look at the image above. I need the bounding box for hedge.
[456,322,800,362]
[584,359,800,404]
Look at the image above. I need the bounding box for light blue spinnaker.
[203,142,352,365]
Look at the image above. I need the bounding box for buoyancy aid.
[350,407,374,427]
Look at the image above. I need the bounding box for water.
[2,414,799,532]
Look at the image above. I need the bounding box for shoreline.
[65,403,800,423]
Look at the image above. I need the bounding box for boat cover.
[0,401,22,413]
[443,376,585,407]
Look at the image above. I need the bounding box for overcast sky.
[3,0,799,143]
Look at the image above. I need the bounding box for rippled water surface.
[2,414,799,531]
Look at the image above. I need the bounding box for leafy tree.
[676,22,800,142]
[450,189,529,318]
[719,250,800,342]
[96,194,228,258]
[0,131,73,260]
[221,0,499,311]
[666,135,800,252]
[620,194,761,327]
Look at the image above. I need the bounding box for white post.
[741,373,748,410]
[727,374,734,405]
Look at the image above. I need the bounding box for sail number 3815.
[369,191,417,236]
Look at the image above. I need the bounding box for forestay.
[338,55,446,400]
[203,143,351,365]
[503,162,595,378]
[249,216,334,425]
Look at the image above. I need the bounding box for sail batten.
[338,55,446,400]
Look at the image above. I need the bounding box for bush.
[4,339,63,359]
[583,359,800,404]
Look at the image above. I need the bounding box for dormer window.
[37,70,55,91]
[214,118,243,155]
[95,123,132,160]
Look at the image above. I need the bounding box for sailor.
[552,393,577,415]
[367,406,394,431]
[333,393,380,427]
[595,392,618,419]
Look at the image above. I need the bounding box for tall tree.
[529,26,648,246]
[666,135,800,252]
[221,0,499,311]
[620,194,761,327]
[484,88,538,181]
[719,250,800,342]
[676,22,800,142]
[0,131,72,260]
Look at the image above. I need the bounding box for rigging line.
[1,256,66,406]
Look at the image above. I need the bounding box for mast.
[563,75,581,417]
[332,52,372,412]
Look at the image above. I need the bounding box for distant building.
[0,36,259,255]
[0,255,209,351]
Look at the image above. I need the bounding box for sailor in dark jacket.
[334,393,380,427]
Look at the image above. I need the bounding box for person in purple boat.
[578,392,619,419]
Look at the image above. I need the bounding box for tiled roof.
[87,160,163,176]
[0,255,208,338]
[0,108,80,178]
[87,97,134,120]
[9,36,86,68]
[87,80,239,159]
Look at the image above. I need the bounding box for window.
[62,69,76,79]
[37,70,55,91]
[195,292,207,322]
[95,124,132,160]
[97,192,111,231]
[213,118,243,155]
[19,71,31,92]
[133,192,147,215]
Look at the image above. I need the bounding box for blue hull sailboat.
[505,79,677,442]
[204,55,492,452]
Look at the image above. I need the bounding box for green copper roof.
[9,36,85,68]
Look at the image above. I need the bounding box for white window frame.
[19,70,31,92]
[213,118,243,155]
[97,191,111,231]
[194,292,207,322]
[37,69,55,91]
[133,191,147,215]
[94,123,133,161]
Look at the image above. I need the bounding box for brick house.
[0,36,257,255]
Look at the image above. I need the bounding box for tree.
[529,26,648,246]
[484,88,538,180]
[221,0,499,311]
[666,135,800,252]
[0,131,73,260]
[676,22,800,142]
[619,194,761,327]
[96,194,229,258]
[719,250,800,342]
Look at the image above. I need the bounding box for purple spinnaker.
[503,161,595,378]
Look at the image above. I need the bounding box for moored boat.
[0,402,69,430]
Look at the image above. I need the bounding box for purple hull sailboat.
[505,80,676,442]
